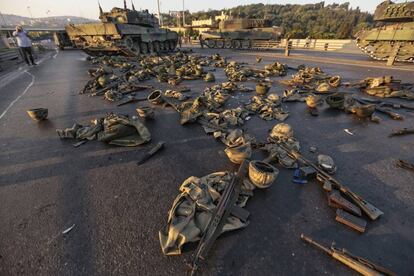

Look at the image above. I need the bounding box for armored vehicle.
[201,17,283,49]
[356,1,414,63]
[65,1,178,56]
[53,31,74,50]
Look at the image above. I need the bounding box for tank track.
[356,38,414,63]
[80,35,178,57]
[120,35,178,56]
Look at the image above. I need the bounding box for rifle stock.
[332,251,383,276]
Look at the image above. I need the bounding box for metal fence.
[191,39,357,52]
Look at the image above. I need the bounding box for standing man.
[198,33,204,49]
[178,33,182,48]
[12,26,36,66]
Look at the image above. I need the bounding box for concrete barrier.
[280,39,357,52]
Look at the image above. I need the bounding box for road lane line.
[0,52,53,90]
[52,49,59,59]
[0,71,35,120]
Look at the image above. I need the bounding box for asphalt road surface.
[0,47,413,276]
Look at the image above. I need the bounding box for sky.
[0,0,392,19]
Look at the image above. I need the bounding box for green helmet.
[248,160,279,188]
[204,72,216,82]
[27,108,48,121]
[97,76,107,87]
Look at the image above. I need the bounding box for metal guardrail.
[190,39,357,52]
[0,48,19,62]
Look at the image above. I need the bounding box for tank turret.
[356,1,414,63]
[373,1,414,22]
[99,7,159,27]
[201,14,283,49]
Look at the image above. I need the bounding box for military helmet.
[351,104,375,118]
[97,75,107,87]
[316,82,330,93]
[256,82,271,95]
[204,72,216,82]
[328,75,341,87]
[317,154,337,174]
[27,108,48,121]
[248,160,279,188]
[147,90,164,105]
[270,123,293,141]
[326,93,345,109]
[306,94,322,108]
[224,143,252,164]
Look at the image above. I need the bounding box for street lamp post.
[27,6,34,23]
[0,11,8,27]
[156,0,163,26]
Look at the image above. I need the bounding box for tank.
[65,1,178,56]
[53,31,74,50]
[201,16,283,49]
[356,1,414,63]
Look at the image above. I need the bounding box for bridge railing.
[190,38,358,52]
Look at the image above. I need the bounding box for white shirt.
[12,30,32,47]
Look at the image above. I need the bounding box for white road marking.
[0,71,35,120]
[0,51,52,90]
[52,49,59,59]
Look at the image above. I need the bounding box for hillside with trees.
[163,2,374,39]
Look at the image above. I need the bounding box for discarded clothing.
[246,94,289,121]
[56,113,151,147]
[159,171,252,255]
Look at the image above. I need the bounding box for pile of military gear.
[159,169,253,256]
[224,61,255,81]
[160,156,279,276]
[257,123,383,233]
[353,76,414,100]
[65,49,414,276]
[262,61,288,77]
[221,129,255,164]
[245,94,289,121]
[282,89,307,102]
[210,53,228,68]
[80,52,241,105]
[56,113,151,147]
[280,66,341,93]
[305,94,323,116]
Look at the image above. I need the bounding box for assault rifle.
[191,160,249,276]
[301,234,396,276]
[389,128,414,137]
[278,142,383,220]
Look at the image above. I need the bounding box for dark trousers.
[20,47,35,65]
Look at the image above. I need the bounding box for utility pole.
[0,11,8,27]
[27,6,34,24]
[156,0,162,26]
[182,0,185,27]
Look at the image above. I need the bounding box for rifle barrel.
[301,234,332,255]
